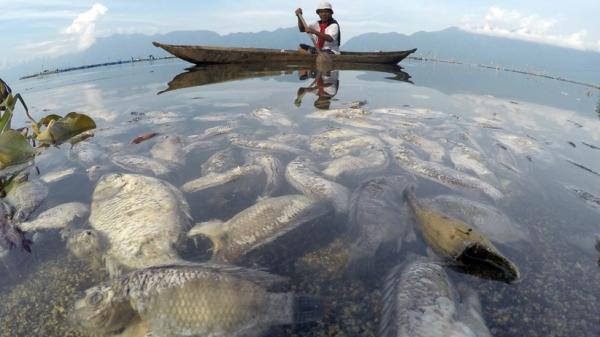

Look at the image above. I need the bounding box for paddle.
[296,12,333,71]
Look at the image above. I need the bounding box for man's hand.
[295,8,303,16]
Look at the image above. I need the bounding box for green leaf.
[38,114,62,126]
[36,112,96,145]
[0,129,35,169]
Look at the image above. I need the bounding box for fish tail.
[187,220,225,253]
[292,295,324,323]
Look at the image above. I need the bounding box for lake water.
[1,58,600,337]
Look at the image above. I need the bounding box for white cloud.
[462,7,600,52]
[62,3,108,50]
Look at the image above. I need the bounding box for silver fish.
[449,142,498,183]
[150,135,186,166]
[346,175,415,275]
[322,150,389,179]
[70,263,323,337]
[230,134,307,156]
[245,152,283,199]
[398,131,445,162]
[189,195,329,263]
[82,173,192,272]
[181,164,263,194]
[18,202,89,232]
[390,145,503,201]
[285,156,350,213]
[40,167,78,183]
[309,127,365,154]
[250,107,295,128]
[4,178,48,222]
[111,154,174,176]
[201,147,238,176]
[380,258,492,337]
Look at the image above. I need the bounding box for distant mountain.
[5,27,599,85]
[343,27,600,84]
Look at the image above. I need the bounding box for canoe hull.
[153,42,417,65]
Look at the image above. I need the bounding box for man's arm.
[295,8,306,32]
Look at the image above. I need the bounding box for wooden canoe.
[158,63,412,94]
[153,42,417,65]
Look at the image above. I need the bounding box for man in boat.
[295,2,341,55]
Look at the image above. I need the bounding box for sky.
[0,0,599,71]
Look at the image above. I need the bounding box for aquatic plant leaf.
[0,129,35,169]
[38,114,62,126]
[36,112,96,145]
[0,108,12,133]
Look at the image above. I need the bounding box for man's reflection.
[294,69,339,110]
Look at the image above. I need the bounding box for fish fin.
[292,295,324,323]
[187,220,225,253]
[190,262,288,289]
[378,264,402,337]
[345,247,375,278]
[105,255,124,279]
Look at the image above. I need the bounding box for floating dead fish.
[40,167,78,183]
[4,178,48,222]
[111,154,174,176]
[380,258,492,337]
[404,187,519,282]
[309,127,366,154]
[390,145,503,201]
[250,107,295,128]
[285,156,350,213]
[150,135,185,166]
[245,152,283,199]
[371,107,447,119]
[449,142,498,183]
[72,173,193,273]
[193,112,246,122]
[423,195,530,244]
[346,175,416,275]
[397,131,445,162]
[323,149,389,180]
[230,134,308,156]
[181,164,263,194]
[193,123,238,140]
[70,263,323,337]
[189,195,329,263]
[18,202,89,232]
[201,147,239,176]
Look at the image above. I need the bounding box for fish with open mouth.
[404,186,519,282]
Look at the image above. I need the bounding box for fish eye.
[87,291,104,305]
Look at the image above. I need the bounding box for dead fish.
[404,187,519,282]
[111,154,174,176]
[245,152,283,199]
[193,123,238,140]
[390,145,503,201]
[309,127,365,154]
[189,195,329,263]
[449,142,498,183]
[423,195,529,244]
[380,258,492,337]
[193,113,246,122]
[150,135,185,166]
[564,185,600,209]
[398,131,445,162]
[250,107,295,128]
[230,134,308,156]
[69,263,323,337]
[323,149,389,180]
[201,148,239,176]
[4,178,48,222]
[18,202,89,232]
[40,167,78,183]
[181,164,263,194]
[75,173,193,273]
[371,107,447,119]
[346,175,416,275]
[285,156,350,213]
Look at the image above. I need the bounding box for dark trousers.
[299,44,335,54]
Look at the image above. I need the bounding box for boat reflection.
[158,63,412,100]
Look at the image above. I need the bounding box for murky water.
[1,59,600,337]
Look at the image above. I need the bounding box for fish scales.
[380,259,492,337]
[70,264,321,337]
[90,173,192,269]
[192,195,328,263]
[285,157,350,213]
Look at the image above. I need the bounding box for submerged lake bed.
[1,58,600,337]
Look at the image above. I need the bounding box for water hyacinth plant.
[0,78,97,254]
